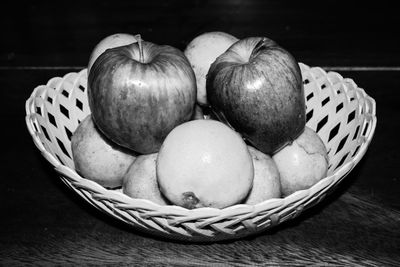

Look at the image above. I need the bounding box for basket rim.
[24,63,377,217]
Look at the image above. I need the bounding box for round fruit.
[123,153,169,205]
[244,146,281,204]
[206,36,306,154]
[88,38,197,154]
[156,120,254,209]
[71,115,137,188]
[88,33,138,73]
[184,31,238,106]
[272,126,329,196]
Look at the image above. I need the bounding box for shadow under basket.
[25,63,376,242]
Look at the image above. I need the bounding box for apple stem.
[135,34,145,63]
[252,39,267,57]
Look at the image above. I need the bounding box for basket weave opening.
[25,63,376,242]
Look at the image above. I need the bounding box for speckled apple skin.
[88,41,197,154]
[272,127,329,196]
[207,37,306,155]
[88,33,138,73]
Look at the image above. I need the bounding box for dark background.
[2,0,400,67]
[1,0,399,265]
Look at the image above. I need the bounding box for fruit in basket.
[191,104,204,120]
[88,37,197,154]
[71,115,137,188]
[273,126,329,196]
[88,33,138,72]
[157,120,254,209]
[123,153,169,205]
[184,31,238,106]
[244,146,281,204]
[206,36,306,155]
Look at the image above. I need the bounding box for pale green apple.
[71,115,137,188]
[244,146,281,204]
[273,126,329,196]
[123,153,169,205]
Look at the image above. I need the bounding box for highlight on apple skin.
[88,39,197,154]
[206,36,306,155]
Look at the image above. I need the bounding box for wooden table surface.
[1,1,400,266]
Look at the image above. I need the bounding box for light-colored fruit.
[272,126,329,196]
[157,120,254,209]
[88,33,138,73]
[71,115,137,188]
[244,146,281,204]
[184,31,238,106]
[123,153,169,205]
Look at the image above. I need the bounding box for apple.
[206,37,306,155]
[184,31,238,106]
[71,115,137,188]
[88,36,197,154]
[272,126,329,196]
[244,146,281,204]
[87,33,138,73]
[123,153,169,205]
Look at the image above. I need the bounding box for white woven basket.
[25,63,376,242]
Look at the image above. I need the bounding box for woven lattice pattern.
[25,63,376,242]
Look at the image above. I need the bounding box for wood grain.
[1,189,399,266]
[1,0,400,263]
[1,68,399,265]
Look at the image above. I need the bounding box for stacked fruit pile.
[71,32,329,209]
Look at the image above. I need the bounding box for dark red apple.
[88,38,197,154]
[206,37,306,154]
